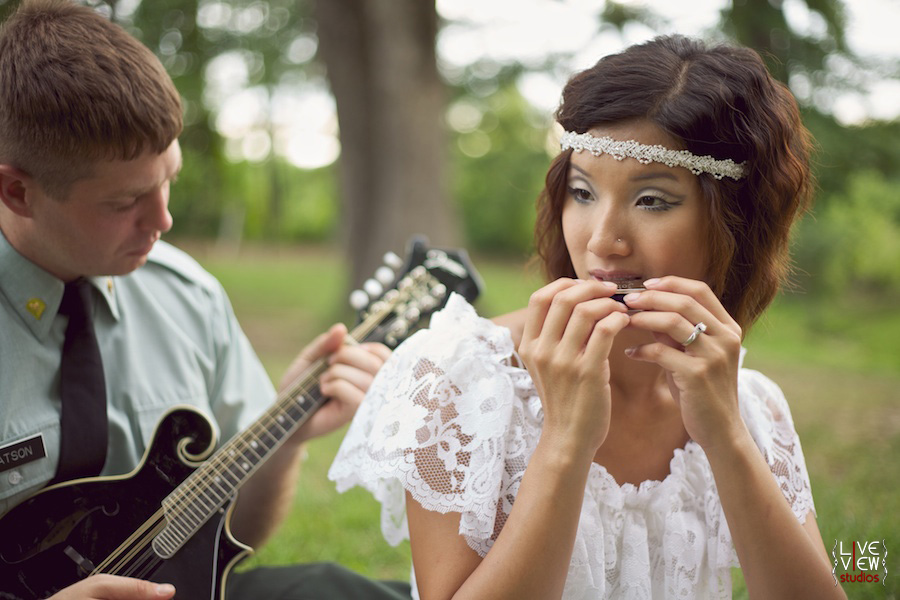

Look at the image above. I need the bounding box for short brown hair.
[0,0,182,196]
[535,35,813,331]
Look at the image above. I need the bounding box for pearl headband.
[560,130,747,181]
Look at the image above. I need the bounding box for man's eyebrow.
[113,158,183,198]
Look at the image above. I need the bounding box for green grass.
[184,240,899,598]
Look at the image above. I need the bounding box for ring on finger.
[681,321,707,347]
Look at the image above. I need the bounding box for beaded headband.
[560,130,747,181]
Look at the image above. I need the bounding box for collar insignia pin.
[26,297,46,320]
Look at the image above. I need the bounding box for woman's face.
[562,119,709,288]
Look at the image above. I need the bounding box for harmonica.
[611,285,646,304]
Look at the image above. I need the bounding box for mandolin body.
[0,407,248,600]
[0,238,483,600]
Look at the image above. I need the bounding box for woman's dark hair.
[534,35,813,332]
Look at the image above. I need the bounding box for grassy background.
[183,240,899,599]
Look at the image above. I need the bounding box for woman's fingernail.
[624,347,637,357]
[156,584,176,596]
[623,293,640,303]
[643,278,660,287]
[599,281,618,290]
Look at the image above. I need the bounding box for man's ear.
[0,164,35,217]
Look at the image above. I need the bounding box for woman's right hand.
[518,278,630,460]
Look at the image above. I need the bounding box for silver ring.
[681,321,707,346]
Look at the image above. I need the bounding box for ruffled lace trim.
[329,293,816,599]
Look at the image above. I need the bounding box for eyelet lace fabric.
[329,293,816,600]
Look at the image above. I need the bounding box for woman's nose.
[586,207,630,257]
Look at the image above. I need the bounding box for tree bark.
[314,0,458,288]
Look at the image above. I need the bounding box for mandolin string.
[103,275,446,582]
[155,305,388,538]
[94,510,168,575]
[99,348,341,576]
[127,551,160,580]
[94,291,406,579]
[96,361,335,578]
[158,295,396,519]
[119,536,163,579]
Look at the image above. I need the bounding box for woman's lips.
[588,270,644,286]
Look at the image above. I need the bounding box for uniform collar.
[88,275,121,321]
[0,228,121,341]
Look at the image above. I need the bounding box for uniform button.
[8,470,23,485]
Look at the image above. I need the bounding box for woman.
[329,36,844,599]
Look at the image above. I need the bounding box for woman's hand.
[622,276,744,451]
[518,278,631,459]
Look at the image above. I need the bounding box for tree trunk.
[314,0,458,288]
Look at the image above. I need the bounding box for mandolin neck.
[152,326,368,558]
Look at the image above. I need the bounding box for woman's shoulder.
[737,367,805,460]
[737,368,793,420]
[390,292,519,373]
[490,307,528,352]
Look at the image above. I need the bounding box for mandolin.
[0,237,482,600]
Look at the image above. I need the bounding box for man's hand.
[279,323,391,442]
[47,575,175,600]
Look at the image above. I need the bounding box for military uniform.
[0,231,410,599]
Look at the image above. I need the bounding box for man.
[0,1,408,598]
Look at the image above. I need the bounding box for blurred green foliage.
[2,0,898,307]
[450,84,549,255]
[794,170,900,296]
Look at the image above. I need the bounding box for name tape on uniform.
[0,433,47,473]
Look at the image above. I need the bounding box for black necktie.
[51,278,108,483]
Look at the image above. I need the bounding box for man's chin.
[103,253,150,277]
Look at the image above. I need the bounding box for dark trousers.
[227,563,412,600]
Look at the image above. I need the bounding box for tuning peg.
[418,296,438,311]
[349,289,369,311]
[363,278,383,298]
[383,252,403,269]
[390,319,409,337]
[375,266,394,286]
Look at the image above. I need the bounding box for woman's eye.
[567,186,593,203]
[636,195,676,211]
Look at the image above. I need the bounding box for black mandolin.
[0,237,482,600]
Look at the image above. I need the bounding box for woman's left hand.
[622,276,745,452]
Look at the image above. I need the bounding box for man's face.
[23,141,181,281]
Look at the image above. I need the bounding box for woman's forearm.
[457,440,591,599]
[411,437,593,600]
[706,429,845,600]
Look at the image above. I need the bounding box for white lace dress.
[329,293,816,599]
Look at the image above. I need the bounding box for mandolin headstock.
[348,236,483,346]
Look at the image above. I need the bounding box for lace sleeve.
[328,294,541,556]
[739,369,817,524]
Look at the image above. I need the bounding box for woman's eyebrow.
[630,171,679,182]
[569,163,591,178]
